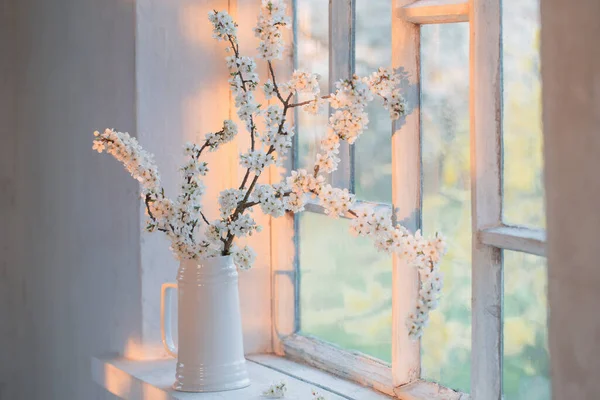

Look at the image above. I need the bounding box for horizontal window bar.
[479,224,546,257]
[395,379,470,400]
[247,354,392,400]
[303,198,393,219]
[281,334,394,397]
[398,0,469,25]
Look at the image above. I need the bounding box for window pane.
[503,251,550,399]
[296,0,329,171]
[420,23,471,393]
[502,0,545,227]
[354,0,393,203]
[299,212,392,362]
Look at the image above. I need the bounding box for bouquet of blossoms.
[92,0,446,339]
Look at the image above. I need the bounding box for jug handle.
[160,283,178,358]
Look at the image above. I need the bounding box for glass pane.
[354,0,392,203]
[503,251,550,399]
[299,212,392,362]
[296,0,329,171]
[502,0,545,227]
[420,23,471,393]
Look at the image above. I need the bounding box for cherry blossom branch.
[221,44,293,254]
[92,4,446,337]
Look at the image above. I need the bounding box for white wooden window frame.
[271,1,546,399]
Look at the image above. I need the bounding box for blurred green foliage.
[296,0,547,398]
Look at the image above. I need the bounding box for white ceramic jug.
[160,255,250,392]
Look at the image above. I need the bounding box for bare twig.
[199,211,210,225]
[268,60,288,105]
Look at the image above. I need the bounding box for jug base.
[173,378,250,393]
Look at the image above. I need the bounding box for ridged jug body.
[174,255,249,392]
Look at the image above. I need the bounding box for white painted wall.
[1,0,273,397]
[542,1,600,398]
[0,0,141,398]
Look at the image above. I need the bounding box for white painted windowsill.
[92,354,393,400]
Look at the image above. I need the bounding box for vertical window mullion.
[271,0,302,356]
[469,0,503,398]
[391,1,422,387]
[329,0,355,191]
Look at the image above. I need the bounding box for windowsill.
[92,354,393,400]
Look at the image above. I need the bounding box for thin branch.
[268,60,288,105]
[199,211,210,225]
[288,95,331,108]
[239,169,251,190]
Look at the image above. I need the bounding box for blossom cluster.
[254,0,291,60]
[240,149,277,174]
[328,76,372,144]
[208,10,237,42]
[231,245,257,270]
[319,185,354,217]
[281,70,321,97]
[93,128,161,193]
[262,381,287,399]
[250,184,285,217]
[93,129,211,260]
[205,119,238,150]
[368,67,407,120]
[308,75,372,175]
[260,105,295,161]
[311,390,327,400]
[286,169,324,197]
[214,13,261,134]
[349,207,447,336]
[228,57,260,131]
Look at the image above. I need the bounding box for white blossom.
[205,221,227,246]
[319,185,354,218]
[328,108,370,145]
[262,381,287,398]
[330,75,373,110]
[240,149,276,174]
[208,10,238,42]
[303,96,327,115]
[218,189,244,218]
[312,390,327,400]
[254,0,291,60]
[288,70,320,94]
[232,245,256,270]
[205,120,238,150]
[368,67,407,121]
[286,169,324,196]
[283,191,305,213]
[263,80,275,99]
[260,108,295,160]
[93,129,161,193]
[228,214,261,237]
[250,184,286,217]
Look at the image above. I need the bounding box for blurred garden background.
[294,0,548,398]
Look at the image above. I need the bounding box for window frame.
[270,0,547,399]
